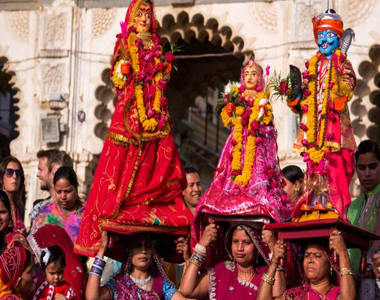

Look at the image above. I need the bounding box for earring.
[330,266,333,276]
[8,220,13,229]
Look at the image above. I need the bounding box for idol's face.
[317,30,340,58]
[135,3,152,33]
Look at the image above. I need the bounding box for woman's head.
[41,245,65,286]
[0,156,25,208]
[0,247,35,296]
[303,242,331,284]
[53,166,79,211]
[129,233,154,272]
[355,140,380,192]
[225,224,269,268]
[282,165,304,202]
[240,60,264,92]
[0,190,11,233]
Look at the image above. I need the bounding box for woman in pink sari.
[257,230,355,300]
[180,223,287,299]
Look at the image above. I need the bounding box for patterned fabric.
[32,277,76,300]
[284,282,340,300]
[27,225,86,300]
[106,274,176,300]
[31,198,85,243]
[209,261,267,300]
[74,0,192,258]
[29,198,50,224]
[0,247,27,298]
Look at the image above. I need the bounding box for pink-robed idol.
[194,60,292,246]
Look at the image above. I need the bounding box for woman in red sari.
[27,224,86,300]
[74,0,192,258]
[0,191,28,251]
[0,246,36,300]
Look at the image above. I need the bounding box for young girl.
[33,245,76,300]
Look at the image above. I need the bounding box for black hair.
[40,245,66,271]
[53,166,79,190]
[355,140,380,163]
[184,167,198,174]
[0,190,11,216]
[282,165,304,184]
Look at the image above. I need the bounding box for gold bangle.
[261,277,275,286]
[262,273,276,282]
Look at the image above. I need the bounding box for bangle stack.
[90,256,106,277]
[261,273,276,285]
[339,267,354,278]
[189,243,207,268]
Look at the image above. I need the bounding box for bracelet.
[89,267,103,277]
[276,266,285,271]
[194,244,207,256]
[261,277,275,286]
[94,256,106,268]
[262,273,275,282]
[91,263,104,271]
[189,256,203,268]
[340,268,354,278]
[189,252,205,268]
[339,267,351,272]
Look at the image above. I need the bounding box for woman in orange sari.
[75,0,192,257]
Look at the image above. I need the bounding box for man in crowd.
[183,167,203,216]
[30,149,73,227]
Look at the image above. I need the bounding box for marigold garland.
[112,60,128,89]
[221,88,274,186]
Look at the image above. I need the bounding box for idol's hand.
[199,223,218,248]
[373,252,380,280]
[258,98,268,120]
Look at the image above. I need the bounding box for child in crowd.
[33,245,76,300]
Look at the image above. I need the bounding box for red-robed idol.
[74,0,192,257]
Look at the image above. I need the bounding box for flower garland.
[221,88,273,186]
[300,49,348,165]
[111,27,175,133]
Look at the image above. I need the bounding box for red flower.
[255,86,263,92]
[157,79,167,91]
[231,170,241,176]
[302,69,309,79]
[231,139,238,146]
[147,110,155,118]
[250,121,259,130]
[267,168,275,178]
[239,85,246,93]
[302,152,310,162]
[247,100,254,107]
[136,39,144,48]
[164,51,176,63]
[152,34,162,45]
[299,123,308,132]
[279,80,288,94]
[301,139,308,146]
[302,105,309,113]
[305,61,310,69]
[160,97,168,106]
[265,65,270,77]
[158,116,166,130]
[303,88,311,97]
[329,82,335,90]
[324,150,332,159]
[256,137,263,144]
[270,180,278,188]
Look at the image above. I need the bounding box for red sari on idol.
[74,0,192,257]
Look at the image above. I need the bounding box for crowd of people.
[0,1,380,299]
[0,140,379,299]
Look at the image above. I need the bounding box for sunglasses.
[4,168,23,178]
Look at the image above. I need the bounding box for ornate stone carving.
[344,0,376,28]
[5,11,30,40]
[44,13,67,49]
[42,64,64,101]
[92,8,116,38]
[296,4,318,41]
[250,2,278,32]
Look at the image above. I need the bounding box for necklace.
[130,274,151,290]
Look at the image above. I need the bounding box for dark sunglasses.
[4,168,23,178]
